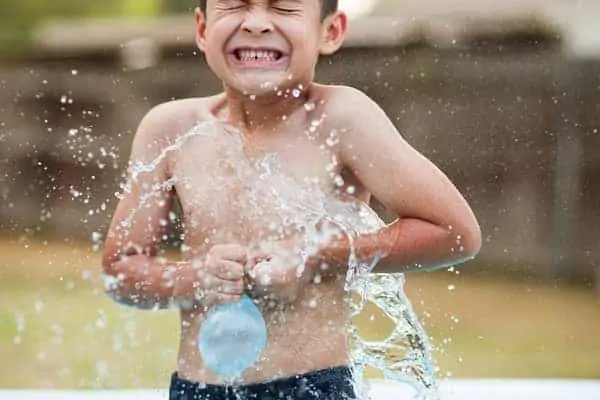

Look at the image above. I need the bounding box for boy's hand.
[245,241,314,303]
[173,244,246,311]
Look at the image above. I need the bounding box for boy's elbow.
[458,222,482,260]
[101,242,121,274]
[100,250,130,301]
[101,259,126,300]
[100,250,166,310]
[101,258,117,280]
[100,269,149,309]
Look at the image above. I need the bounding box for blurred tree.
[162,0,197,14]
[0,0,161,57]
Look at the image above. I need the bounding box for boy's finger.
[246,244,270,259]
[244,261,258,277]
[246,250,272,269]
[243,257,260,276]
[210,244,247,263]
[215,278,244,295]
[217,293,242,304]
[214,260,245,280]
[250,261,278,286]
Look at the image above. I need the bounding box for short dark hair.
[198,0,338,20]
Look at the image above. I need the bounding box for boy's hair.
[198,1,338,20]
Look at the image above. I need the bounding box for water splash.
[106,119,439,398]
[313,202,439,399]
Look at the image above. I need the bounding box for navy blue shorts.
[169,366,357,400]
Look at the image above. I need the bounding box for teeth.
[237,49,279,62]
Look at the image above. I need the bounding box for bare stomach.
[175,279,351,384]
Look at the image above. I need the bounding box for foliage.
[0,0,193,57]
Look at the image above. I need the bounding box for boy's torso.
[161,85,368,384]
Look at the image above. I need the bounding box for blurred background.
[0,0,599,389]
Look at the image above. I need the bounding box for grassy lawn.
[0,239,598,388]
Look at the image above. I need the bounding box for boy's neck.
[222,83,312,133]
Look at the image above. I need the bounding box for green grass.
[0,239,599,388]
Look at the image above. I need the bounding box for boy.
[101,0,482,399]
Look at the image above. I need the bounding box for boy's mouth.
[231,48,286,67]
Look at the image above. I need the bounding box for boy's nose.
[241,9,274,35]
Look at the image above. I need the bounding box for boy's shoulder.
[127,95,224,162]
[316,84,384,122]
[137,95,222,137]
[318,84,368,102]
[315,84,400,151]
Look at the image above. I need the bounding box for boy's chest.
[169,130,343,232]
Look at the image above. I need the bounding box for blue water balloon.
[198,294,267,378]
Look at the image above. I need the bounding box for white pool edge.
[2,379,599,400]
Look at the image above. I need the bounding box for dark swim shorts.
[169,366,357,400]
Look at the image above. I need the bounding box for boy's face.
[195,0,346,96]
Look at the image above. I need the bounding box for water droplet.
[34,300,44,313]
[15,313,25,333]
[91,231,102,242]
[96,360,109,379]
[81,270,92,280]
[326,130,340,147]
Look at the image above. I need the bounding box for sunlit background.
[0,0,599,390]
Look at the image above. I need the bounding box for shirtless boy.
[101,0,482,399]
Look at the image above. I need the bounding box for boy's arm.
[319,88,481,273]
[101,104,195,309]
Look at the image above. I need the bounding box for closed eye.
[273,7,298,13]
[272,0,302,14]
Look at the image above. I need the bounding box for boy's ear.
[195,7,208,52]
[319,11,348,55]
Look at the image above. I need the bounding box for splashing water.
[112,120,439,399]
